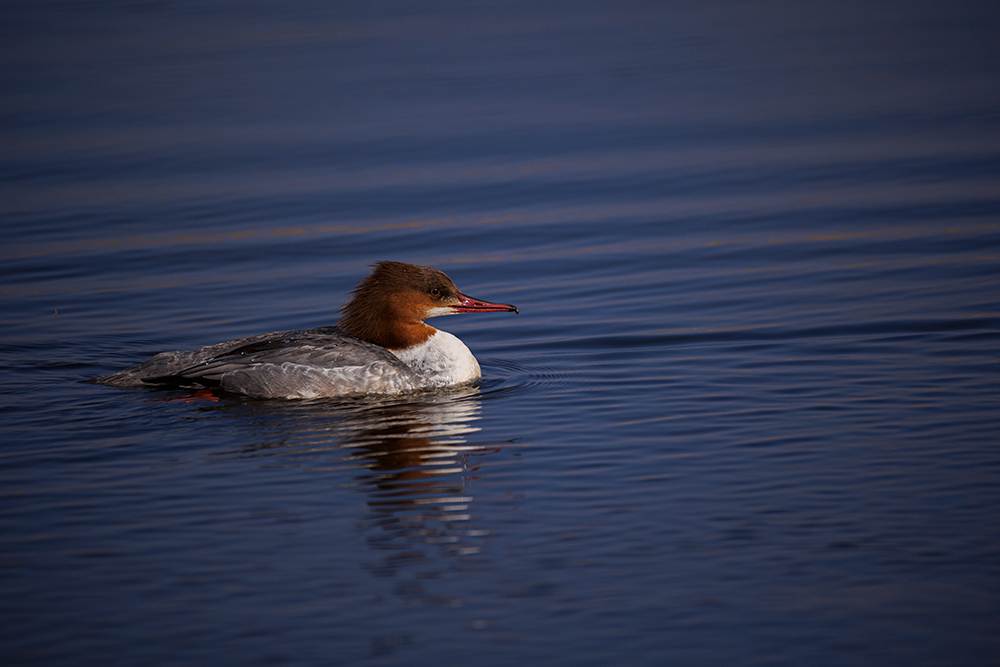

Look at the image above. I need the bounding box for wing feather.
[125,327,423,398]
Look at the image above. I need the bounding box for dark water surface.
[3,1,1000,665]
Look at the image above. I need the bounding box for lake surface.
[2,1,999,665]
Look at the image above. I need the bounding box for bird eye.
[430,287,440,296]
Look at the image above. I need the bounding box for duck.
[90,261,518,399]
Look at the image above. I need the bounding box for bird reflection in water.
[347,389,498,607]
[205,386,510,608]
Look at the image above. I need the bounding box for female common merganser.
[90,261,518,399]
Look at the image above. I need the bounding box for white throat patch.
[391,330,481,386]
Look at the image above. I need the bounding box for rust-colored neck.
[337,262,442,350]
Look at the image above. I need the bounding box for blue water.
[3,1,1000,665]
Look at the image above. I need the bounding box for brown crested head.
[337,261,518,350]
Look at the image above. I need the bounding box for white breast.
[390,330,482,387]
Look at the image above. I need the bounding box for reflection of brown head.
[346,395,482,498]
